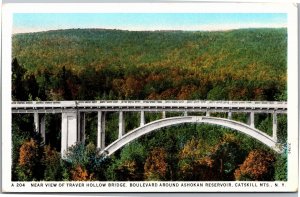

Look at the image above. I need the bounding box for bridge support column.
[119,111,125,139]
[34,112,39,133]
[272,113,277,142]
[61,111,78,157]
[34,113,46,142]
[140,111,145,126]
[228,112,232,119]
[78,112,86,142]
[162,111,166,119]
[206,111,210,117]
[97,111,106,149]
[247,112,255,128]
[184,111,188,116]
[40,114,46,142]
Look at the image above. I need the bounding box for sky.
[13,13,287,34]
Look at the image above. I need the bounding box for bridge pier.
[34,113,46,142]
[40,114,46,142]
[78,112,86,142]
[206,111,210,117]
[119,111,125,139]
[162,111,166,119]
[140,111,145,126]
[184,111,188,116]
[61,111,78,157]
[228,111,232,119]
[247,112,255,128]
[273,113,277,142]
[97,111,106,149]
[34,113,39,132]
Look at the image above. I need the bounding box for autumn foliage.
[42,145,62,181]
[12,28,287,101]
[114,160,139,181]
[17,138,43,180]
[210,134,246,180]
[71,165,94,181]
[144,148,168,180]
[234,149,275,181]
[19,138,39,167]
[178,134,247,181]
[178,138,216,180]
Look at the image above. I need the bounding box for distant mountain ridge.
[12,28,287,101]
[13,27,286,35]
[12,28,287,71]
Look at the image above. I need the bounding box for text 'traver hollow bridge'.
[12,100,287,156]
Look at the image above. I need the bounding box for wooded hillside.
[12,28,287,101]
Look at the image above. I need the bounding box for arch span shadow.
[103,116,281,156]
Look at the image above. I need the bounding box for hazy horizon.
[13,13,287,34]
[13,26,288,35]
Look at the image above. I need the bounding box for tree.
[53,66,74,100]
[113,160,139,181]
[144,147,168,180]
[12,58,27,100]
[234,149,275,181]
[17,138,44,181]
[178,137,216,181]
[122,76,143,99]
[107,141,147,181]
[24,73,39,101]
[71,165,94,181]
[274,153,287,181]
[42,145,63,181]
[37,68,51,100]
[11,113,43,181]
[64,142,110,181]
[207,86,227,100]
[210,134,246,180]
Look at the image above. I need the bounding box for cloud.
[13,27,50,34]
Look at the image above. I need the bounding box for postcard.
[1,2,298,192]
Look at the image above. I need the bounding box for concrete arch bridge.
[11,100,287,156]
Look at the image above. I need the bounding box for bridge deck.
[11,100,287,113]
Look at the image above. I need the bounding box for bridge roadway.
[12,100,287,113]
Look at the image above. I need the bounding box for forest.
[11,28,287,181]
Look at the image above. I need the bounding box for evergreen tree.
[12,58,27,100]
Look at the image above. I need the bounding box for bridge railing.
[11,100,287,111]
[12,101,76,109]
[76,100,287,108]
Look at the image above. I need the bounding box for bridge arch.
[103,116,281,156]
